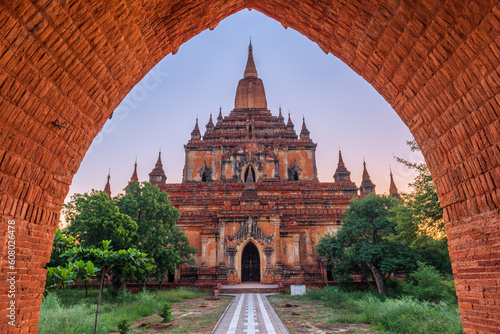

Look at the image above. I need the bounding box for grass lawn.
[39,287,231,334]
[268,286,464,334]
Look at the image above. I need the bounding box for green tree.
[116,182,197,285]
[317,194,416,296]
[63,190,138,250]
[391,140,450,273]
[63,240,149,334]
[47,228,76,267]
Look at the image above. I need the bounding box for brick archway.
[0,1,498,332]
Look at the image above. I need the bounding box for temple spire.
[362,159,370,180]
[217,107,223,123]
[333,149,352,182]
[235,40,267,109]
[104,169,111,199]
[360,159,376,195]
[130,158,139,183]
[286,113,294,130]
[338,149,345,166]
[149,150,167,185]
[206,113,214,131]
[191,117,201,140]
[244,39,258,79]
[300,117,310,139]
[389,168,401,199]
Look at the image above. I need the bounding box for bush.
[294,285,463,333]
[376,297,463,334]
[160,302,172,323]
[157,287,207,303]
[39,293,110,334]
[116,287,132,304]
[132,288,159,317]
[404,262,456,303]
[117,319,129,334]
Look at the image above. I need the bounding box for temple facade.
[127,43,399,286]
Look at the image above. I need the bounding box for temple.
[125,43,399,286]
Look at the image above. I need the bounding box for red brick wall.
[0,1,499,332]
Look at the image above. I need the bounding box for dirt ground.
[128,295,232,333]
[269,295,376,334]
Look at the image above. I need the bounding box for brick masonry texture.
[0,1,499,333]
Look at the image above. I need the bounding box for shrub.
[376,297,463,334]
[39,293,110,334]
[117,319,129,334]
[129,288,159,317]
[116,287,132,303]
[404,262,456,303]
[160,302,172,323]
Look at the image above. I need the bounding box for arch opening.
[244,166,256,182]
[241,242,261,282]
[0,2,499,333]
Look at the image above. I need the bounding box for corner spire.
[362,159,370,180]
[104,168,111,199]
[286,113,294,131]
[333,149,351,182]
[191,117,201,140]
[130,158,138,183]
[149,150,167,185]
[360,159,376,195]
[389,168,401,199]
[206,113,214,131]
[217,107,223,123]
[338,149,345,167]
[300,116,310,139]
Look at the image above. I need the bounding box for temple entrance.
[241,243,260,282]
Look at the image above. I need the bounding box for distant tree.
[116,182,197,285]
[63,191,138,250]
[317,194,416,296]
[390,140,450,273]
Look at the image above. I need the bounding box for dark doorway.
[244,166,256,183]
[241,243,260,282]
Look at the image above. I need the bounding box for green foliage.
[376,297,463,334]
[63,190,138,250]
[116,287,132,304]
[116,182,197,282]
[286,286,463,334]
[48,229,76,267]
[160,302,172,323]
[62,240,149,273]
[156,287,210,303]
[317,193,416,295]
[117,319,129,334]
[391,140,451,274]
[45,264,77,293]
[403,262,457,303]
[38,294,109,334]
[39,287,214,334]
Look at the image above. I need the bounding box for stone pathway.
[212,293,289,334]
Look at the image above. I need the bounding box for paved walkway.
[212,293,289,334]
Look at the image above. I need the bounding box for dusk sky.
[66,9,423,203]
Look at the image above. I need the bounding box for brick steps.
[220,283,280,294]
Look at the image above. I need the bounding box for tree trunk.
[366,261,388,296]
[94,268,107,334]
[84,281,88,298]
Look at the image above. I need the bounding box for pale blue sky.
[66,9,422,202]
